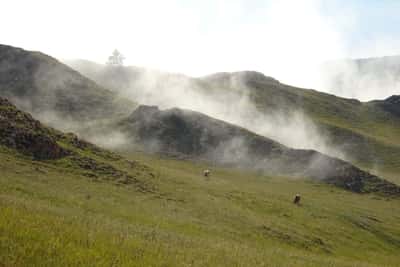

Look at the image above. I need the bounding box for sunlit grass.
[1,148,399,266]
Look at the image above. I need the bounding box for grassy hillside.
[1,147,400,267]
[0,44,136,133]
[242,76,400,180]
[0,97,400,266]
[321,55,400,100]
[205,71,400,155]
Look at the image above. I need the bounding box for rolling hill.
[2,44,399,185]
[321,55,400,100]
[1,96,400,266]
[1,45,398,192]
[65,59,400,183]
[0,44,136,133]
[0,96,153,186]
[233,71,400,179]
[114,104,400,196]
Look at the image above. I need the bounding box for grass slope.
[0,44,136,132]
[1,97,399,266]
[1,148,400,267]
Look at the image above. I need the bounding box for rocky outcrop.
[0,97,155,192]
[0,97,68,159]
[377,95,400,117]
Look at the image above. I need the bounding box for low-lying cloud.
[320,57,400,101]
[84,65,346,161]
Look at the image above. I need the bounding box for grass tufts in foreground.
[0,149,400,266]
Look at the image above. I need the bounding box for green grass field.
[1,146,400,267]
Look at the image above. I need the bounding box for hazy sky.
[1,0,400,89]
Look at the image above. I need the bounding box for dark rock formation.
[378,95,400,117]
[0,97,67,159]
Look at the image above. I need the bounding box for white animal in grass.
[203,169,211,177]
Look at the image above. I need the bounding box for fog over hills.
[66,58,400,180]
[0,45,135,133]
[115,104,400,195]
[321,55,400,100]
[1,44,400,183]
[2,1,400,265]
[1,44,399,191]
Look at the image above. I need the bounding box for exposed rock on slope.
[0,97,67,159]
[372,95,400,117]
[117,105,400,196]
[0,97,153,188]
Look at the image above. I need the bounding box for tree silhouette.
[107,49,125,66]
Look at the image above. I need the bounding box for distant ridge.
[0,44,135,128]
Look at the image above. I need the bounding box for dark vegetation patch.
[59,132,123,161]
[373,95,400,117]
[0,97,67,159]
[321,161,400,197]
[344,215,400,248]
[67,155,154,192]
[260,225,332,253]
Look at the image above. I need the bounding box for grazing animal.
[203,169,210,177]
[293,194,301,205]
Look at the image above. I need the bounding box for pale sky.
[1,0,400,89]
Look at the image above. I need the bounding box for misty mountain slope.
[322,55,400,100]
[66,59,400,141]
[0,44,136,132]
[231,71,400,143]
[64,60,400,177]
[370,95,400,117]
[0,96,153,187]
[65,59,149,95]
[115,105,400,196]
[198,71,400,178]
[235,72,400,172]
